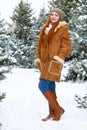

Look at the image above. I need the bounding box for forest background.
[0,0,87,107]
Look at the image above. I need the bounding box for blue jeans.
[38,79,56,93]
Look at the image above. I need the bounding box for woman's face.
[50,12,60,23]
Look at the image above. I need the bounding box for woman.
[34,8,72,121]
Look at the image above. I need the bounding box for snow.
[0,68,87,130]
[78,15,87,20]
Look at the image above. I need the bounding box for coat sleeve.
[35,32,41,59]
[58,25,72,60]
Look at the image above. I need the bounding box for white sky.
[0,0,49,23]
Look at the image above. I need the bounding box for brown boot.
[53,106,65,121]
[52,92,65,120]
[42,92,56,121]
[42,104,54,121]
[42,90,64,121]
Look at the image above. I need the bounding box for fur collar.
[54,21,67,32]
[44,21,67,35]
[38,18,67,45]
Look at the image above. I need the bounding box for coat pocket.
[48,60,62,76]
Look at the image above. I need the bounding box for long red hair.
[38,16,60,45]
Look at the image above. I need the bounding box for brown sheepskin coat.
[35,19,72,82]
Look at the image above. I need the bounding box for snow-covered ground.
[0,68,87,130]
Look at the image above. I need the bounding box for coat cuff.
[53,55,64,65]
[34,58,40,66]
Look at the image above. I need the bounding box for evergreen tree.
[6,31,34,68]
[75,92,87,108]
[0,19,11,80]
[11,0,33,45]
[37,7,48,29]
[65,0,87,81]
[33,6,48,45]
[0,19,7,120]
[10,0,36,68]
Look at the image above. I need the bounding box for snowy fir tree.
[75,85,87,108]
[0,19,6,123]
[5,32,34,68]
[36,7,48,29]
[10,0,35,68]
[75,92,87,108]
[11,0,33,45]
[0,19,12,80]
[65,0,87,81]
